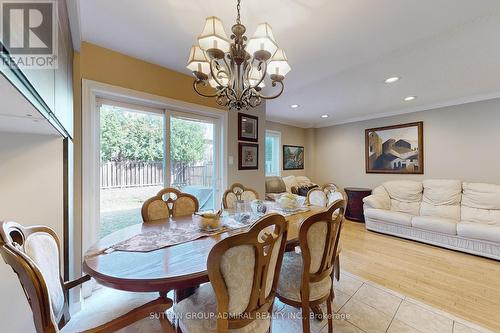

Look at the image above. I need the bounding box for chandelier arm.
[209,59,227,88]
[257,80,285,100]
[252,60,267,89]
[222,56,234,88]
[193,80,220,98]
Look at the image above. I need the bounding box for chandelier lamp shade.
[186,0,290,110]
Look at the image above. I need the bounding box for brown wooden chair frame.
[276,200,346,333]
[207,214,288,332]
[306,187,328,207]
[141,187,200,222]
[222,183,259,209]
[0,221,172,333]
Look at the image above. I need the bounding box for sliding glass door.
[99,103,165,238]
[170,114,218,211]
[98,102,222,238]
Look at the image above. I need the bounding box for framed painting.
[365,121,423,174]
[238,113,258,142]
[283,145,304,170]
[238,143,259,170]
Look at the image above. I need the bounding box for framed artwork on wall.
[365,121,424,174]
[238,113,258,142]
[283,145,304,170]
[238,143,259,170]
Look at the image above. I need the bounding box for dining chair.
[222,183,259,209]
[173,213,288,333]
[276,200,346,333]
[307,187,345,281]
[0,221,172,333]
[307,188,328,207]
[142,187,199,222]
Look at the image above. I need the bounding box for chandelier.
[186,0,291,110]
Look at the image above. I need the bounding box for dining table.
[83,205,326,300]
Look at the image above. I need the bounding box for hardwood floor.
[341,220,500,332]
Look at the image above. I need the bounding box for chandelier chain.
[236,0,241,24]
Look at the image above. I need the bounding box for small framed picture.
[283,145,305,170]
[238,143,259,170]
[238,113,258,142]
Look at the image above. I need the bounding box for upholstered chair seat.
[173,284,270,333]
[276,252,332,302]
[61,289,160,333]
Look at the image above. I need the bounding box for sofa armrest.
[363,194,390,210]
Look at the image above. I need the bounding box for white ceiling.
[0,75,59,135]
[73,0,500,128]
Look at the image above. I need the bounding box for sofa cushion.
[461,206,500,225]
[282,176,299,193]
[457,222,500,243]
[364,208,413,226]
[295,176,314,187]
[412,216,458,235]
[422,179,462,205]
[265,176,286,193]
[384,180,422,215]
[462,182,500,210]
[461,182,500,225]
[390,200,421,216]
[420,202,461,221]
[383,180,423,202]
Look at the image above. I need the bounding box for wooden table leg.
[174,285,199,303]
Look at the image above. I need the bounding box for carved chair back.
[207,214,288,332]
[141,187,199,222]
[0,221,67,333]
[222,183,259,209]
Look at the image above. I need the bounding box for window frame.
[265,129,281,177]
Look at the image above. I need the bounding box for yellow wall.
[77,42,224,109]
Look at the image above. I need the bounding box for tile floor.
[113,271,494,333]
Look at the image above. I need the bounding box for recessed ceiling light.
[290,104,300,109]
[384,76,400,84]
[403,96,416,102]
[321,114,329,119]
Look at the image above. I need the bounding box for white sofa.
[363,179,500,260]
[265,175,317,201]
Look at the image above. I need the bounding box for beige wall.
[313,98,500,189]
[228,105,267,198]
[0,133,64,333]
[265,121,315,180]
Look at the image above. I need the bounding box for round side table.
[344,187,372,222]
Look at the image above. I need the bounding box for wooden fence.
[100,161,164,189]
[100,161,213,189]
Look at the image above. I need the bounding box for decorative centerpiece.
[276,193,299,212]
[196,210,222,230]
[250,199,267,215]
